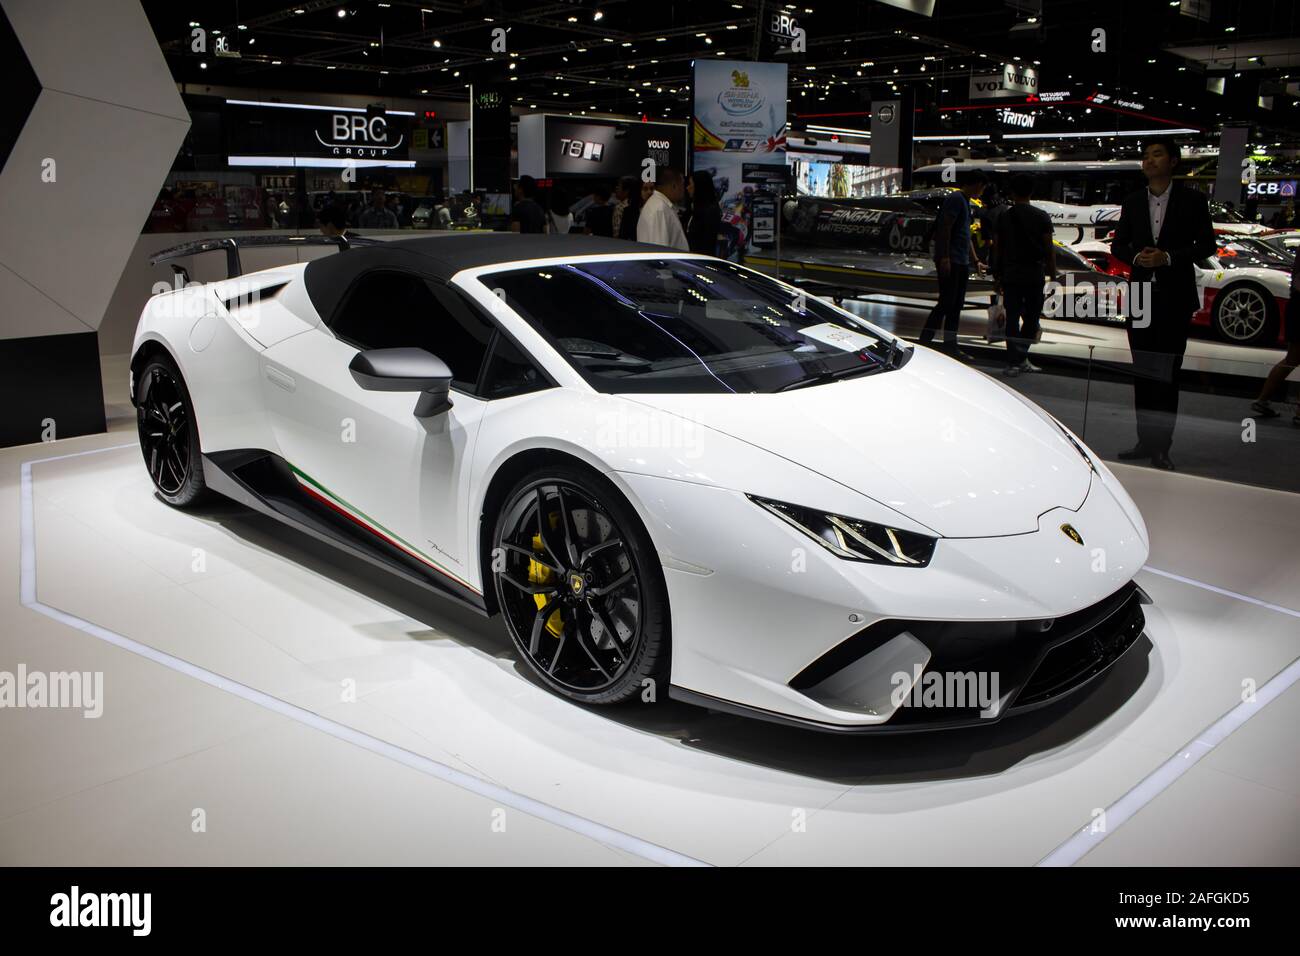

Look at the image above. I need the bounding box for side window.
[329,270,492,390]
[481,333,550,399]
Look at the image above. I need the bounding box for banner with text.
[692,59,788,254]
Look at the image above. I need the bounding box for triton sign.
[998,108,1036,128]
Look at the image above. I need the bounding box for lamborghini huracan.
[131,233,1150,732]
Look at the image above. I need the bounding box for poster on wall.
[692,59,787,254]
[549,116,686,178]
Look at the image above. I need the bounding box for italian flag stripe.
[289,465,479,593]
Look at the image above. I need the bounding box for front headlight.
[1047,415,1098,474]
[748,495,937,567]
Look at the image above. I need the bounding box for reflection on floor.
[1,429,1296,866]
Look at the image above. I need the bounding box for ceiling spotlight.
[337,8,347,18]
[593,9,603,21]
[432,39,441,47]
[198,61,207,69]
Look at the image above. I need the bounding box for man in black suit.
[1111,137,1217,470]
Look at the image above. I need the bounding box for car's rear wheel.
[492,466,668,705]
[136,353,209,508]
[1211,282,1277,346]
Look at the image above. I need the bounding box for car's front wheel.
[136,353,209,508]
[492,466,669,705]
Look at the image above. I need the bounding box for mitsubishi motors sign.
[969,64,1039,99]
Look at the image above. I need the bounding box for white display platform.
[2,436,1297,866]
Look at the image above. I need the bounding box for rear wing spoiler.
[149,234,380,281]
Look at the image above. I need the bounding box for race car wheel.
[1211,283,1277,346]
[136,354,209,508]
[492,467,669,705]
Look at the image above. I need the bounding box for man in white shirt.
[636,167,689,250]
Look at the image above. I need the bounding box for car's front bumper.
[619,468,1150,731]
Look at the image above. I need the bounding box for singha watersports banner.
[782,197,933,253]
[692,60,787,253]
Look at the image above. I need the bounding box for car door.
[259,267,495,596]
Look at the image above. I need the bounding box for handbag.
[985,295,1007,343]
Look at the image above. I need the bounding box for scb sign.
[1246,180,1296,198]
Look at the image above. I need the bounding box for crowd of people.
[507,168,723,255]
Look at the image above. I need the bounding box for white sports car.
[132,234,1150,732]
[1073,235,1294,346]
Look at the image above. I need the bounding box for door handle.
[264,365,296,392]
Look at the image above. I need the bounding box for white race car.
[1074,235,1294,346]
[132,234,1150,732]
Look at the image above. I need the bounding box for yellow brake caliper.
[530,524,564,639]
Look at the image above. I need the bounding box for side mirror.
[348,347,454,418]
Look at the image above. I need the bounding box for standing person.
[919,170,987,359]
[637,167,689,251]
[1249,251,1300,426]
[545,185,573,234]
[992,174,1057,377]
[509,175,546,234]
[686,171,722,256]
[585,185,614,237]
[1112,136,1216,471]
[614,176,642,241]
[317,205,353,240]
[358,187,399,229]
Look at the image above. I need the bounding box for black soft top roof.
[303,233,684,322]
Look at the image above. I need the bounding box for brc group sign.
[225,100,412,162]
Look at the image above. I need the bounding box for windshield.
[1211,202,1251,224]
[480,258,909,394]
[1213,237,1293,270]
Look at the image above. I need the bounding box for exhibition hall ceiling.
[145,0,1300,143]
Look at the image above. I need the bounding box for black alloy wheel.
[136,355,208,507]
[493,469,668,705]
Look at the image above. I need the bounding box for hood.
[623,349,1091,538]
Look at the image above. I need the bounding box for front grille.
[1012,593,1145,709]
[788,581,1145,728]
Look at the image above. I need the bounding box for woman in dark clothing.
[615,175,642,242]
[686,171,722,256]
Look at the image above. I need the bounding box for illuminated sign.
[998,108,1036,128]
[970,64,1039,99]
[1246,180,1297,197]
[558,137,605,162]
[225,100,410,163]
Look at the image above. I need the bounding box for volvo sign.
[970,64,1039,99]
